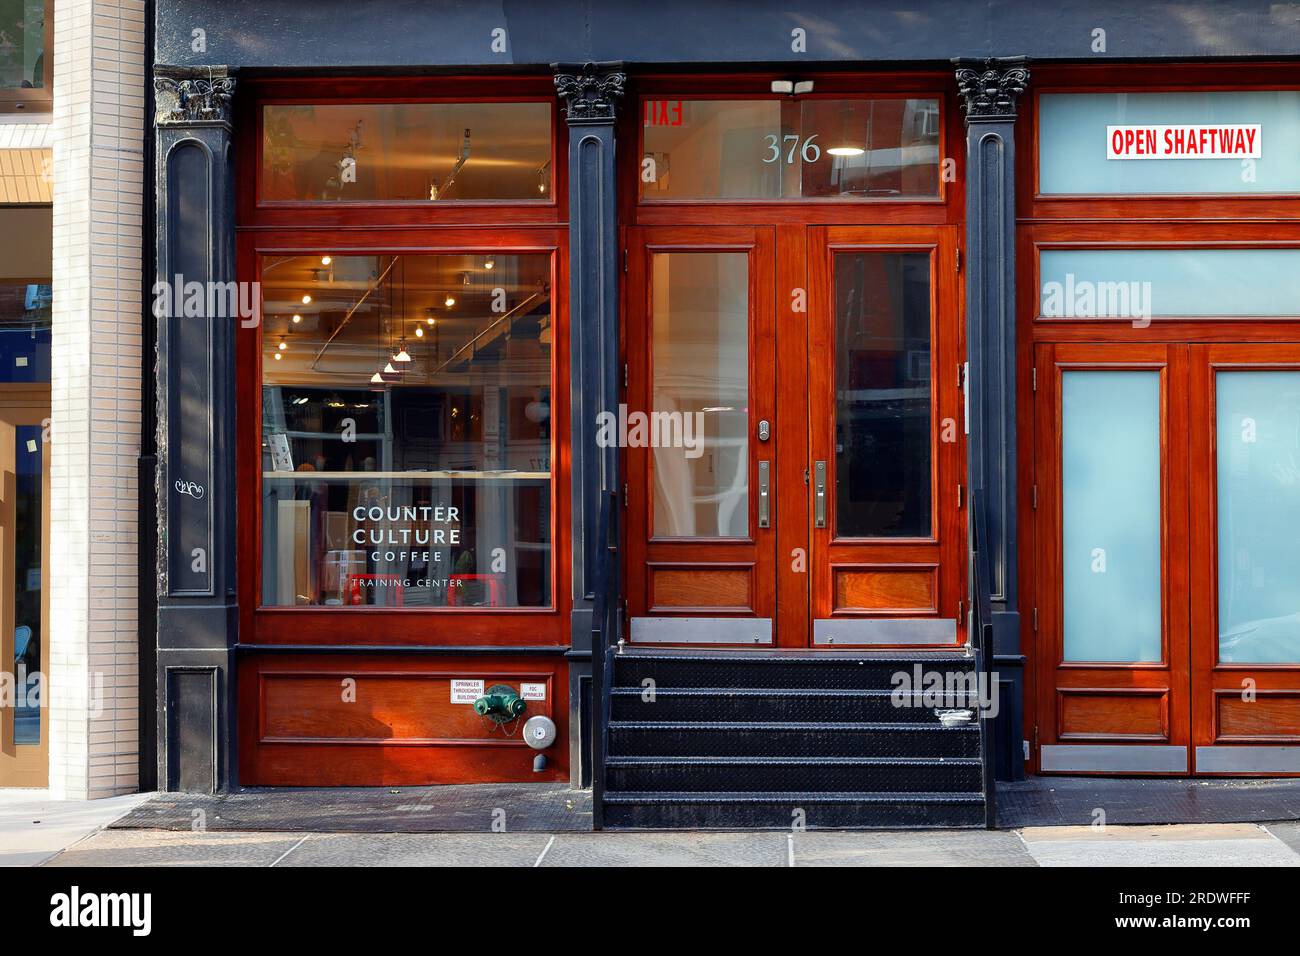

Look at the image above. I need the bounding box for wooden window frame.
[623,71,964,228]
[237,78,571,649]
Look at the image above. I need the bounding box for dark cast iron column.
[152,65,240,792]
[554,62,625,789]
[954,58,1029,782]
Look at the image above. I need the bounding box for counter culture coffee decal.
[1107,124,1261,159]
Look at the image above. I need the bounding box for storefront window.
[1039,91,1300,195]
[1216,371,1300,663]
[261,102,553,202]
[640,97,940,201]
[1061,371,1162,663]
[834,251,932,538]
[260,253,553,608]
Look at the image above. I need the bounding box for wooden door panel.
[808,225,964,646]
[1190,343,1300,773]
[1034,342,1191,773]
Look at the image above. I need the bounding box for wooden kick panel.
[833,566,937,613]
[1059,689,1167,740]
[261,672,552,743]
[1218,693,1300,740]
[650,566,752,611]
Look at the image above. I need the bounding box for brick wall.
[47,0,146,799]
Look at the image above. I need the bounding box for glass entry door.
[0,386,49,787]
[624,225,963,647]
[624,226,779,643]
[808,226,964,646]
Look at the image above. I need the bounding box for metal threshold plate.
[813,618,957,646]
[630,617,773,645]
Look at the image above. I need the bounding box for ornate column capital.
[952,57,1030,122]
[154,65,237,129]
[554,62,626,125]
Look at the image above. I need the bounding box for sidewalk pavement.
[0,790,154,866]
[4,806,1298,866]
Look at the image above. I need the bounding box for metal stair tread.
[607,754,983,766]
[609,720,979,731]
[602,790,986,804]
[613,647,974,664]
[609,687,928,696]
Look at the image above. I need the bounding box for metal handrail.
[968,491,998,830]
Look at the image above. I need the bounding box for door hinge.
[623,482,629,506]
[955,247,962,273]
[1032,607,1039,631]
[957,362,964,390]
[956,483,963,508]
[1032,484,1038,510]
[623,362,629,390]
[623,248,628,273]
[1032,367,1037,393]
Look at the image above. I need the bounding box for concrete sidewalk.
[18,819,1300,867]
[0,790,154,866]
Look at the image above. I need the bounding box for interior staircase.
[599,646,991,829]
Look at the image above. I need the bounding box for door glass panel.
[833,251,931,538]
[259,253,553,608]
[1061,371,1162,662]
[12,424,41,744]
[1216,371,1300,663]
[651,252,748,537]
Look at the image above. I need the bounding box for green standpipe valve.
[473,688,527,721]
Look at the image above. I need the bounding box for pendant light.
[826,101,866,157]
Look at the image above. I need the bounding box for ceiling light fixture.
[301,294,312,305]
[292,313,302,324]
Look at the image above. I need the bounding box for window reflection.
[260,253,552,607]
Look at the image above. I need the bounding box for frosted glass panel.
[1216,372,1300,663]
[1062,372,1162,662]
[1040,92,1300,194]
[1040,249,1300,318]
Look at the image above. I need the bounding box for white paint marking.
[534,834,557,867]
[269,834,311,867]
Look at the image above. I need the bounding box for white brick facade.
[46,0,146,799]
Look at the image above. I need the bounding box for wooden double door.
[623,224,964,648]
[1035,342,1300,774]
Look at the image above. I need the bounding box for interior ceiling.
[260,253,551,383]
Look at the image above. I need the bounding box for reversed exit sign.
[644,99,684,126]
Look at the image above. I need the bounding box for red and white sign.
[1107,124,1261,160]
